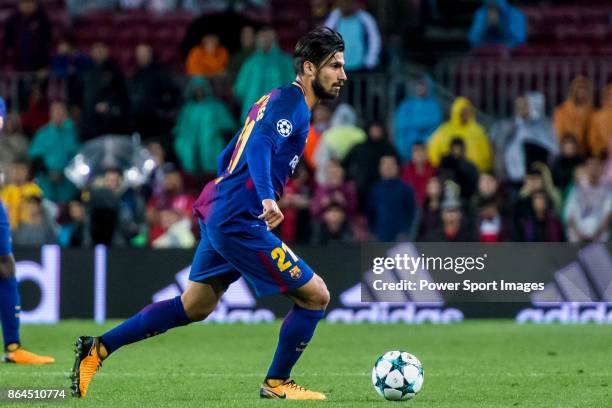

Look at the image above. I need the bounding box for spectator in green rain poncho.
[28,101,80,204]
[234,27,295,121]
[173,76,237,174]
[29,101,79,173]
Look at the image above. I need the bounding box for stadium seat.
[470,45,511,59]
[67,8,195,72]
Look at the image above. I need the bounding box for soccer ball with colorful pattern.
[371,350,424,401]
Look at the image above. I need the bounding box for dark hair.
[293,27,344,75]
[526,164,542,177]
[477,195,499,210]
[103,167,122,176]
[560,133,578,145]
[450,137,465,148]
[380,153,401,166]
[58,33,76,47]
[25,195,42,205]
[480,170,497,179]
[367,120,386,132]
[324,202,345,213]
[11,156,30,167]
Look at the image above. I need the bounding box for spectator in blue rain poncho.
[469,0,527,49]
[394,75,442,161]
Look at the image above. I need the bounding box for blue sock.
[0,277,21,349]
[100,296,191,355]
[266,305,325,381]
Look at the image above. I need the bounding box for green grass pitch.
[1,321,611,407]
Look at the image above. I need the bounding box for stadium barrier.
[0,71,229,113]
[0,73,67,112]
[434,57,612,118]
[0,67,492,130]
[3,57,610,128]
[13,243,612,325]
[337,68,496,129]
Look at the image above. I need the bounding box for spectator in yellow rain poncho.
[427,97,493,172]
[0,159,43,230]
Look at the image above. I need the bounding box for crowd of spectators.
[0,0,610,248]
[67,0,268,16]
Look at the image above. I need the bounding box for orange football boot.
[260,379,326,400]
[4,345,55,364]
[70,336,103,398]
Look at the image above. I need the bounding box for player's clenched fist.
[259,199,284,230]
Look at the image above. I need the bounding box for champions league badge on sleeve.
[277,119,293,137]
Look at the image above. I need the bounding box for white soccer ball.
[371,350,424,401]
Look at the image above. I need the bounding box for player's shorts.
[188,220,314,297]
[0,202,12,256]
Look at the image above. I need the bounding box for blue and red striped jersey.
[193,83,311,231]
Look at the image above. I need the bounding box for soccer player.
[71,27,346,400]
[0,97,54,364]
